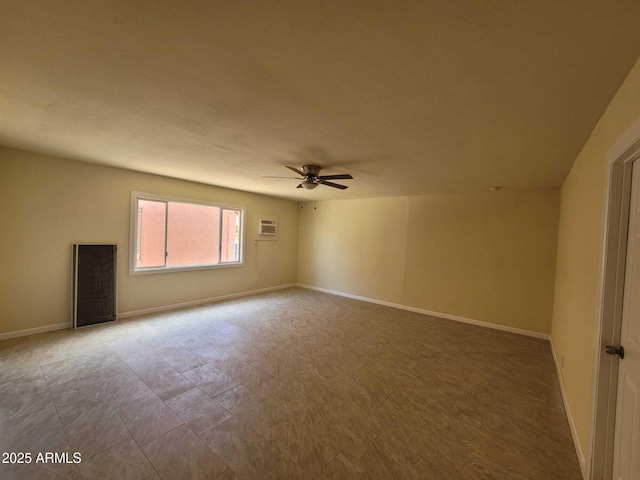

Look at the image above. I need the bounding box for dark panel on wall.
[73,244,117,328]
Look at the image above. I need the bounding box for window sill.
[129,262,244,276]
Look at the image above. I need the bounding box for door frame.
[590,118,640,480]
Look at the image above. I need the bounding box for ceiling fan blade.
[296,184,303,188]
[318,179,348,190]
[318,174,353,180]
[286,166,305,176]
[262,176,302,179]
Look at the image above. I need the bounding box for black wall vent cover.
[72,244,117,328]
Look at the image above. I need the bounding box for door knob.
[605,345,625,359]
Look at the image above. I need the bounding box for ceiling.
[2,1,640,200]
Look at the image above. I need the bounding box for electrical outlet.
[251,278,256,285]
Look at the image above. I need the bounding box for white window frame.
[129,191,245,276]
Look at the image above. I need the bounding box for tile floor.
[0,288,582,479]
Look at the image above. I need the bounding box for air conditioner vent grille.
[259,219,277,235]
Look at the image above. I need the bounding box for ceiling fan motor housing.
[302,165,322,177]
[301,165,321,188]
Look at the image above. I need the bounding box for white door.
[612,160,640,480]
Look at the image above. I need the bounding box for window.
[130,192,244,274]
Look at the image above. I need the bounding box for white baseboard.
[119,283,296,319]
[550,340,588,479]
[0,322,71,341]
[296,283,551,340]
[0,284,296,341]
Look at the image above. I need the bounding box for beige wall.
[298,190,560,334]
[0,148,299,335]
[551,58,640,463]
[297,197,410,304]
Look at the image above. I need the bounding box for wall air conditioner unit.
[259,219,277,236]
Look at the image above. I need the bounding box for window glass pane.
[166,202,220,266]
[137,199,166,268]
[221,209,240,262]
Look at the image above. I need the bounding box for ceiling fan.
[267,164,353,190]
